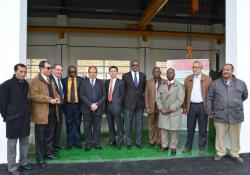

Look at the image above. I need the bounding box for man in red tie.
[156,68,185,154]
[105,66,125,150]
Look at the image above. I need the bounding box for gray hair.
[193,60,203,69]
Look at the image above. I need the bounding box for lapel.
[113,78,119,94]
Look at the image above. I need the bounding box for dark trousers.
[83,112,102,148]
[65,103,81,147]
[106,103,123,147]
[125,109,144,146]
[53,107,63,148]
[185,103,208,150]
[35,110,55,163]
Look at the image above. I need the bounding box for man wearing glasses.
[182,61,212,155]
[122,60,146,150]
[62,66,83,149]
[30,60,61,167]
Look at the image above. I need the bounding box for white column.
[226,0,250,153]
[0,0,27,163]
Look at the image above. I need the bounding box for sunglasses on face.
[69,71,77,73]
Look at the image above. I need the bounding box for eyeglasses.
[132,64,139,67]
[45,67,52,70]
[69,71,77,73]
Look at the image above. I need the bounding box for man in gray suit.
[207,63,248,163]
[80,66,106,151]
[122,60,146,149]
[105,66,125,150]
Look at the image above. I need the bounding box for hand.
[182,108,187,114]
[50,99,56,104]
[146,108,153,115]
[55,98,61,104]
[91,103,98,111]
[208,115,214,119]
[165,108,172,114]
[160,108,167,115]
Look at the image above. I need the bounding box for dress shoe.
[109,142,116,147]
[9,170,20,175]
[46,155,58,160]
[115,146,121,150]
[94,145,102,150]
[136,144,142,149]
[19,165,32,170]
[182,147,191,153]
[147,143,155,148]
[127,145,132,150]
[214,155,223,161]
[171,148,176,154]
[67,145,72,150]
[231,157,244,163]
[158,147,169,152]
[199,149,205,156]
[85,147,92,151]
[55,145,64,149]
[37,162,46,168]
[75,145,82,149]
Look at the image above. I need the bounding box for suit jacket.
[105,78,125,114]
[122,71,146,111]
[145,78,162,114]
[30,73,60,124]
[79,78,106,115]
[62,76,83,104]
[182,73,212,113]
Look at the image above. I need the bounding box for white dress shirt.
[190,74,203,103]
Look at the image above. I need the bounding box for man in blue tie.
[122,60,146,149]
[51,63,64,152]
[79,66,106,151]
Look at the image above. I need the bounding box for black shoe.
[231,157,244,164]
[67,145,73,150]
[127,145,132,150]
[9,170,20,175]
[94,146,102,150]
[46,155,58,160]
[55,145,64,149]
[19,165,32,170]
[136,144,142,149]
[75,145,82,149]
[182,147,191,153]
[85,147,92,151]
[171,148,177,155]
[109,141,116,147]
[158,147,169,152]
[148,143,155,148]
[115,145,121,150]
[37,162,46,168]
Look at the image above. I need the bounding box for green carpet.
[28,130,215,164]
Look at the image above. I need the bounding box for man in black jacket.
[122,60,146,149]
[0,64,31,175]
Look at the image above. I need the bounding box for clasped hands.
[160,108,172,115]
[90,103,98,111]
[49,98,61,104]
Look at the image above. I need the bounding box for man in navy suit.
[62,66,83,149]
[79,66,106,151]
[122,60,146,149]
[105,66,125,150]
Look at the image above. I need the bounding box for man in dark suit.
[51,63,64,152]
[62,66,83,149]
[122,60,146,149]
[105,66,125,150]
[80,66,106,151]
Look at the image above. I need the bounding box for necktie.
[57,77,64,99]
[70,78,75,103]
[91,79,94,87]
[134,72,138,87]
[167,81,172,91]
[108,79,113,102]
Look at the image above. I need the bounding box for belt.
[190,102,203,104]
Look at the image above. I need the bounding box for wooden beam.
[28,26,225,43]
[136,0,168,30]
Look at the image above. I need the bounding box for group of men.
[0,60,248,175]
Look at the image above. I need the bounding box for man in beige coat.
[156,68,185,154]
[145,67,162,147]
[182,61,212,155]
[30,60,60,167]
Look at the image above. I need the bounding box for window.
[26,58,46,80]
[77,60,130,79]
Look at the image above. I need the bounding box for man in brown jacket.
[30,60,61,167]
[182,61,212,155]
[145,67,162,147]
